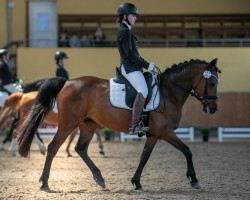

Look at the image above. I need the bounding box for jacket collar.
[122,20,131,30]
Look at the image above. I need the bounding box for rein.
[152,66,167,113]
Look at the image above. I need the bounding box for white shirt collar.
[122,20,131,30]
[2,59,8,63]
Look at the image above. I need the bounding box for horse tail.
[0,92,24,127]
[18,77,67,157]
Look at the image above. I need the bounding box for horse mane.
[162,59,208,76]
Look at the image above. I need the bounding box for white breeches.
[3,83,22,93]
[121,65,148,98]
[0,91,9,107]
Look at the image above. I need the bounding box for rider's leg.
[121,65,148,135]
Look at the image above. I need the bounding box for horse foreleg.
[95,129,104,155]
[66,128,78,157]
[162,132,200,189]
[131,136,158,190]
[39,129,71,191]
[75,123,106,188]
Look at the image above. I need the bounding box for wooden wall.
[180,93,250,127]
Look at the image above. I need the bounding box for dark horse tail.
[18,77,67,157]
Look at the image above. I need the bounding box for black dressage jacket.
[0,59,18,86]
[56,64,69,80]
[117,23,149,74]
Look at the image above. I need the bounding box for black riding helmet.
[0,49,8,58]
[54,51,68,62]
[117,3,138,16]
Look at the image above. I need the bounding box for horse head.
[192,58,221,114]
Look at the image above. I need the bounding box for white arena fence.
[218,127,250,142]
[38,127,194,142]
[120,127,194,142]
[37,128,98,141]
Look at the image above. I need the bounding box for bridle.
[190,66,219,106]
[153,64,220,112]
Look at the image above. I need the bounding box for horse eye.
[210,83,216,87]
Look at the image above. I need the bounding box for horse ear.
[208,58,218,69]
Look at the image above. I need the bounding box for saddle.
[109,67,160,111]
[113,67,153,108]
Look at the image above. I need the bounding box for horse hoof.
[191,181,201,189]
[40,185,51,192]
[40,150,46,155]
[94,177,106,188]
[11,152,16,157]
[135,187,144,191]
[99,150,105,155]
[67,153,72,157]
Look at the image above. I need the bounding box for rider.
[0,49,21,93]
[117,3,155,135]
[54,51,69,80]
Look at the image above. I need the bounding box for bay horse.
[0,91,104,156]
[17,59,221,191]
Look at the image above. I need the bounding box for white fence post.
[218,127,223,142]
[190,127,194,142]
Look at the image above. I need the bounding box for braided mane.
[162,59,208,75]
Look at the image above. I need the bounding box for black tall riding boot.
[129,93,148,135]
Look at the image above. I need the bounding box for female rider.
[116,3,155,135]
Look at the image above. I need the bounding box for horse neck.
[164,65,204,107]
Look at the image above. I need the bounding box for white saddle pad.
[109,73,160,111]
[0,91,9,107]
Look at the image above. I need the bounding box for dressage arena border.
[120,127,194,142]
[38,127,194,142]
[38,128,98,141]
[218,127,250,142]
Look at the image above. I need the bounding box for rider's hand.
[148,62,155,71]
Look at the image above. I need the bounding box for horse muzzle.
[202,96,218,114]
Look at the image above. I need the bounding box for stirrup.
[129,124,148,135]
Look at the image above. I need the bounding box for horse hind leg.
[39,125,76,191]
[162,132,200,189]
[66,128,78,157]
[95,128,104,155]
[34,132,46,155]
[75,119,106,188]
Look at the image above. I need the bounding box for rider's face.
[62,58,67,65]
[126,14,137,25]
[2,54,9,61]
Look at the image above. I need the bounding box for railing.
[24,38,250,48]
[120,127,194,142]
[218,127,250,142]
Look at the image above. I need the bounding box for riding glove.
[148,62,155,71]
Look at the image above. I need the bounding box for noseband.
[190,66,219,106]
